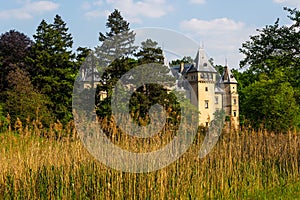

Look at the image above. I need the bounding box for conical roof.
[221,66,237,84]
[193,48,217,73]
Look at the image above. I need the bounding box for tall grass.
[0,117,299,199]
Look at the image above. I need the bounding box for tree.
[135,39,164,64]
[95,9,137,66]
[239,7,300,97]
[128,39,179,125]
[170,56,193,65]
[241,69,299,132]
[239,7,300,74]
[95,9,137,118]
[0,30,33,93]
[5,68,52,125]
[28,15,77,124]
[238,7,300,131]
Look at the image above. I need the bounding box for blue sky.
[1,0,299,68]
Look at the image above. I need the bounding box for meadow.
[0,117,299,199]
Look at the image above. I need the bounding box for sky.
[1,0,300,68]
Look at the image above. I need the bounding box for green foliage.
[135,39,164,64]
[96,9,137,66]
[170,56,193,65]
[28,15,77,124]
[95,9,137,118]
[240,7,300,73]
[238,7,300,132]
[0,30,33,97]
[0,103,9,132]
[241,69,299,132]
[5,68,53,125]
[129,39,179,125]
[96,58,137,118]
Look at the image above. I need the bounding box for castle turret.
[221,66,239,129]
[187,48,218,126]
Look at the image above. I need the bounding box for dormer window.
[203,62,208,67]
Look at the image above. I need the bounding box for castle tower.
[186,48,218,126]
[221,66,239,129]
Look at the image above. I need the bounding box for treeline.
[0,9,177,129]
[0,15,85,126]
[1,7,300,133]
[233,7,300,132]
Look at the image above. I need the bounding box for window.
[205,87,208,92]
[233,111,237,117]
[205,100,209,109]
[233,98,237,105]
[215,97,219,104]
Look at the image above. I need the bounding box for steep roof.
[221,66,237,84]
[193,48,217,73]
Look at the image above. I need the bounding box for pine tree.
[28,15,77,124]
[95,9,137,118]
[135,39,164,64]
[96,9,137,66]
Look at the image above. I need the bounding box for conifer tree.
[95,9,137,118]
[28,15,77,123]
[96,9,136,66]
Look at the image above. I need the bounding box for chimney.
[180,62,184,73]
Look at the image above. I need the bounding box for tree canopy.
[237,7,300,132]
[27,15,77,124]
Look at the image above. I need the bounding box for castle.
[79,48,239,128]
[170,48,239,128]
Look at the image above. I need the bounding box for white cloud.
[0,1,59,20]
[180,18,244,34]
[273,0,300,8]
[189,0,206,4]
[84,0,173,23]
[23,1,59,13]
[85,9,111,19]
[180,18,255,68]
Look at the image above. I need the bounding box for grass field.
[0,120,299,199]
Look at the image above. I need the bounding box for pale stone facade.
[172,48,239,128]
